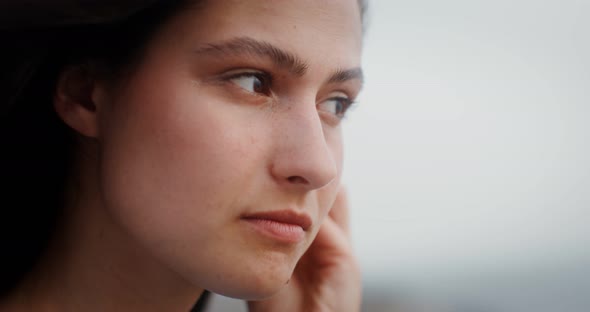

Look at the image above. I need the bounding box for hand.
[247,188,362,312]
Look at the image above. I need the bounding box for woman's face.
[97,0,362,299]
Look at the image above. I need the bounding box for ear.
[53,64,107,138]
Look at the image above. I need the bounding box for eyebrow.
[327,67,364,85]
[194,37,309,76]
[194,36,364,84]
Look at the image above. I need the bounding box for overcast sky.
[343,0,590,284]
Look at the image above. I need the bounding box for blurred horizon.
[343,0,590,310]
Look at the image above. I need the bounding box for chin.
[202,252,298,300]
[205,273,292,301]
[210,279,288,301]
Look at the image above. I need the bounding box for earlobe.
[53,64,102,138]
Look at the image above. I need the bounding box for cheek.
[97,76,267,256]
[94,62,346,296]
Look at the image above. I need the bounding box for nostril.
[287,176,308,184]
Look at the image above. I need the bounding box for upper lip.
[241,210,313,231]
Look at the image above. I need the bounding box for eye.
[228,72,272,96]
[318,96,355,119]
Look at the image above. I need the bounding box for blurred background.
[207,0,590,310]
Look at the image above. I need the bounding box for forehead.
[161,0,362,68]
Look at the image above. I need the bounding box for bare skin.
[249,190,362,312]
[0,0,363,311]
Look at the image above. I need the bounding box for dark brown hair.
[0,0,194,298]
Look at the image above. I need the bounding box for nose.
[270,104,339,191]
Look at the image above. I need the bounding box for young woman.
[0,0,365,311]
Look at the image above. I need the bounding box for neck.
[2,151,204,312]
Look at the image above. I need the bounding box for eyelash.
[321,97,356,120]
[225,71,273,96]
[224,70,355,120]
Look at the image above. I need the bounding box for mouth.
[241,210,312,244]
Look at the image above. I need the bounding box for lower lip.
[242,218,305,243]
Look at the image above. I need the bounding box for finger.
[307,216,352,262]
[300,212,354,269]
[328,186,351,237]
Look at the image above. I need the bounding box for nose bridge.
[271,102,338,190]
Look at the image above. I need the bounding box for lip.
[241,210,313,243]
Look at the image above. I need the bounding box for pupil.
[253,78,263,93]
[335,102,343,115]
